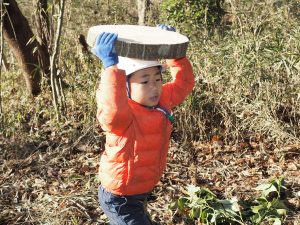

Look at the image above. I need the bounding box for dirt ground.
[0,124,299,224]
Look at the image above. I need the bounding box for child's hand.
[157,24,176,32]
[92,32,119,68]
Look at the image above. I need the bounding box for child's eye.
[156,78,161,82]
[141,81,148,84]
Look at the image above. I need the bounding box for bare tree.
[2,0,50,96]
[1,0,66,119]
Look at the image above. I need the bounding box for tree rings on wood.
[87,25,189,60]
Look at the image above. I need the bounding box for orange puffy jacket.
[96,57,195,195]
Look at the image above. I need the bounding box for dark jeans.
[98,186,153,225]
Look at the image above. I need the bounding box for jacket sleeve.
[96,66,132,135]
[162,57,195,108]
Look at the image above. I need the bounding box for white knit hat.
[117,56,162,76]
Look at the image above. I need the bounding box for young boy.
[93,25,195,225]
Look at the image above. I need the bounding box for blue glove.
[92,32,119,68]
[157,24,176,32]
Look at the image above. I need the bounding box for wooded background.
[0,0,299,224]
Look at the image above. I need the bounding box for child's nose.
[150,81,159,90]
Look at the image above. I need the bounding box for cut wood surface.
[87,25,189,60]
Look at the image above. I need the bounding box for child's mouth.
[150,96,159,102]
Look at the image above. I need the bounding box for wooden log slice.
[87,25,189,60]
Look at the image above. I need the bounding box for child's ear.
[161,64,167,73]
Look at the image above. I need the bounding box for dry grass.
[175,0,300,146]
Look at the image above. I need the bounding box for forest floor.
[2,1,300,223]
[0,123,299,224]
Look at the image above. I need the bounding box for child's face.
[129,66,162,107]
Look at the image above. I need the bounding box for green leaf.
[177,197,188,210]
[196,198,208,205]
[187,184,201,196]
[169,201,178,210]
[255,183,278,197]
[210,212,217,223]
[258,208,267,219]
[251,205,264,213]
[201,208,209,222]
[201,187,217,197]
[276,209,287,216]
[255,183,272,191]
[276,201,288,210]
[272,217,282,225]
[200,187,217,200]
[251,213,262,224]
[189,207,201,219]
[217,198,241,212]
[256,196,268,204]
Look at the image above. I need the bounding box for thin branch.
[0,2,4,123]
[50,0,66,120]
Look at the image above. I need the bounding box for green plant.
[160,0,225,38]
[251,177,288,224]
[170,177,288,224]
[170,185,244,224]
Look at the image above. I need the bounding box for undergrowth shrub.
[174,0,300,145]
[170,177,288,224]
[2,0,300,147]
[160,0,225,38]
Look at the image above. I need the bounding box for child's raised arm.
[93,32,132,135]
[162,57,195,108]
[156,25,195,108]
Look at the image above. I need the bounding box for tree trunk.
[137,0,147,25]
[34,0,51,78]
[2,0,48,96]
